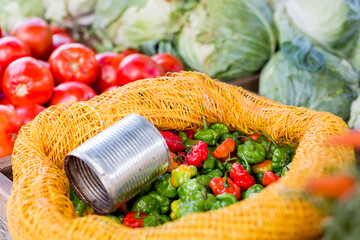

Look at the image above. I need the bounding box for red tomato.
[38,60,50,69]
[0,94,14,108]
[119,49,138,58]
[151,53,184,73]
[2,57,54,106]
[49,43,99,85]
[92,52,123,93]
[0,105,23,158]
[11,17,52,60]
[101,85,119,94]
[50,26,69,35]
[48,81,96,106]
[15,104,46,125]
[0,36,30,71]
[52,33,74,51]
[117,54,164,86]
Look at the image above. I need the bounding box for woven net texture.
[7,72,355,240]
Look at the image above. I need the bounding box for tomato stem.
[15,84,28,97]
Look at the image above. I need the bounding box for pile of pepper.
[70,118,295,228]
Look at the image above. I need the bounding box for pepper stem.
[222,171,230,188]
[261,131,279,149]
[134,211,141,219]
[202,115,208,130]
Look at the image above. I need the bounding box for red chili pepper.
[186,141,208,167]
[183,130,195,139]
[160,131,185,152]
[212,138,236,159]
[209,175,241,200]
[122,211,147,228]
[262,171,280,186]
[241,134,259,143]
[230,163,256,190]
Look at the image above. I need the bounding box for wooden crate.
[0,74,259,239]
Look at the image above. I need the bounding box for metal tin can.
[64,114,170,215]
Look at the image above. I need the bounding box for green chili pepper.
[255,172,264,184]
[257,135,272,158]
[171,164,198,187]
[195,175,211,191]
[138,183,153,196]
[282,145,295,156]
[70,187,92,217]
[211,193,238,210]
[131,195,160,215]
[202,153,216,174]
[119,214,124,223]
[281,163,291,177]
[215,159,226,173]
[178,200,205,218]
[208,145,217,153]
[271,148,290,173]
[218,133,233,144]
[170,199,182,220]
[143,213,171,227]
[194,116,219,146]
[204,193,217,211]
[243,184,264,199]
[105,215,122,224]
[148,191,171,214]
[210,123,230,134]
[178,132,188,143]
[153,173,178,198]
[184,139,200,149]
[237,139,266,164]
[177,179,207,202]
[206,169,223,179]
[231,130,245,145]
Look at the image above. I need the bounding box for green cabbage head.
[176,0,277,80]
[93,0,197,51]
[282,0,360,53]
[260,51,359,120]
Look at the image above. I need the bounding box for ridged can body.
[64,114,170,215]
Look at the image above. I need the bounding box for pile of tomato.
[0,17,184,158]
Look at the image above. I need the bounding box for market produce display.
[1,0,359,124]
[7,72,355,240]
[0,0,359,239]
[69,122,295,227]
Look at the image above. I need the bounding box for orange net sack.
[7,72,355,240]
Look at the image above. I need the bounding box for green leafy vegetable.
[176,0,276,81]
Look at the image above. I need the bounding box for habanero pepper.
[212,138,236,159]
[160,131,185,152]
[184,130,195,139]
[186,140,208,167]
[123,211,147,228]
[252,160,272,174]
[143,213,171,227]
[209,174,241,200]
[271,148,290,173]
[202,153,216,174]
[209,123,230,134]
[168,152,181,172]
[171,164,198,187]
[130,195,160,215]
[262,171,280,186]
[153,173,178,198]
[178,132,188,143]
[194,116,219,146]
[237,139,266,164]
[243,184,264,200]
[241,134,259,143]
[210,192,238,210]
[230,163,256,190]
[177,179,207,202]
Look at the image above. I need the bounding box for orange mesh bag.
[7,72,355,240]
